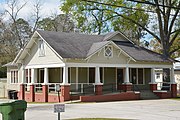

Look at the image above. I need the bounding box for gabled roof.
[2,62,17,67]
[114,41,173,62]
[13,30,173,64]
[37,30,104,58]
[87,41,110,57]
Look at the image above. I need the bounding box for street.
[25,99,180,120]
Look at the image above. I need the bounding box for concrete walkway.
[25,99,180,120]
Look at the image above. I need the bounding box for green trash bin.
[0,100,27,120]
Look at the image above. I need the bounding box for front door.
[117,68,124,89]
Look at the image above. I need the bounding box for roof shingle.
[37,30,173,63]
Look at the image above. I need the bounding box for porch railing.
[157,82,171,91]
[34,83,43,93]
[24,84,29,92]
[23,83,43,92]
[48,83,61,93]
[70,83,95,96]
[102,83,118,94]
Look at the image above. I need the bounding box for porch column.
[124,67,130,83]
[121,67,132,92]
[95,66,103,95]
[149,68,157,91]
[19,68,25,100]
[61,66,70,102]
[95,67,101,84]
[170,68,177,98]
[42,67,48,102]
[44,68,49,84]
[29,68,35,102]
[28,69,30,83]
[31,68,35,84]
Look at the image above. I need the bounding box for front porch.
[18,66,177,102]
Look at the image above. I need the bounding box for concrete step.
[140,90,159,100]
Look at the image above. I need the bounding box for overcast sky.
[0,0,62,20]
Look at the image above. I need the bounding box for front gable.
[87,42,135,64]
[17,32,64,67]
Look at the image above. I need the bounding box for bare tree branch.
[168,1,180,37]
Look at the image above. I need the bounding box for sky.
[0,0,153,41]
[0,0,62,21]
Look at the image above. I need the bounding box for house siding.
[89,45,129,64]
[7,66,20,91]
[24,40,64,67]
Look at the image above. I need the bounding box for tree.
[4,0,27,49]
[37,14,75,32]
[61,0,149,44]
[61,0,180,58]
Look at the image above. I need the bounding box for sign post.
[54,104,65,120]
[56,84,61,102]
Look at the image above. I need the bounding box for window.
[104,45,113,57]
[156,73,160,79]
[130,68,144,85]
[38,39,45,56]
[10,70,18,83]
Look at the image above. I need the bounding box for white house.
[4,30,177,102]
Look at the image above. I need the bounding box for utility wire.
[81,0,180,16]
[81,0,155,13]
[127,0,180,10]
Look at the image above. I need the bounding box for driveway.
[25,99,180,120]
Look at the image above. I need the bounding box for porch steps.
[140,90,159,100]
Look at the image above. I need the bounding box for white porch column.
[62,66,68,84]
[95,66,101,84]
[150,68,156,83]
[76,67,78,89]
[31,68,35,84]
[124,67,130,83]
[21,69,25,83]
[28,69,30,83]
[170,68,175,84]
[44,68,49,84]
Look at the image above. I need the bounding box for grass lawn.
[68,118,131,120]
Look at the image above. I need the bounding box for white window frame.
[38,39,45,56]
[10,70,18,84]
[104,45,113,58]
[156,73,161,79]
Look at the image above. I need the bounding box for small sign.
[56,84,61,92]
[54,104,65,113]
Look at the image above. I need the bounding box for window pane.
[11,71,13,83]
[156,73,160,79]
[138,69,144,84]
[16,71,18,83]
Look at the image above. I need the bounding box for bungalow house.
[5,30,177,102]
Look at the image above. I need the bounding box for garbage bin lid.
[0,100,16,106]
